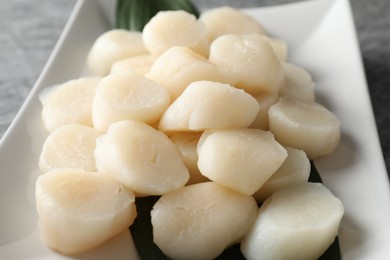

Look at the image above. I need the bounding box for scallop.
[253,146,310,202]
[110,54,155,76]
[170,132,209,185]
[39,124,101,172]
[94,120,189,196]
[35,169,137,255]
[142,10,209,57]
[197,128,287,195]
[268,97,341,159]
[241,182,344,260]
[200,6,266,41]
[151,182,258,259]
[146,46,236,100]
[87,29,148,75]
[280,63,315,102]
[40,77,101,132]
[209,34,285,95]
[249,93,279,130]
[159,80,259,132]
[92,71,170,132]
[257,34,288,62]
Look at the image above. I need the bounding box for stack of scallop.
[35,6,344,259]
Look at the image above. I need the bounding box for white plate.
[0,0,389,259]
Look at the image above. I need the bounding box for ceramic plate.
[1,0,389,259]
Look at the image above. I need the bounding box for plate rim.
[1,0,389,259]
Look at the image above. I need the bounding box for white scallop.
[146,46,236,100]
[209,34,285,95]
[39,124,101,172]
[40,77,101,132]
[241,182,344,260]
[249,93,279,130]
[159,80,259,132]
[280,62,316,102]
[253,146,310,202]
[94,120,189,195]
[142,10,209,57]
[200,6,266,41]
[110,54,155,76]
[151,182,258,259]
[268,97,341,159]
[197,128,287,195]
[87,29,148,75]
[35,169,136,255]
[170,132,208,185]
[92,71,170,132]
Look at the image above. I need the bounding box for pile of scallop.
[35,6,344,259]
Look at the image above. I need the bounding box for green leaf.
[115,0,200,31]
[129,196,168,260]
[309,160,324,183]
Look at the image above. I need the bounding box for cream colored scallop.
[92,71,170,132]
[249,93,279,130]
[94,120,189,195]
[268,97,341,159]
[197,128,287,195]
[87,29,148,76]
[146,46,236,100]
[110,54,155,76]
[159,81,259,132]
[151,182,258,259]
[142,10,209,57]
[209,34,285,95]
[40,77,101,132]
[170,132,208,185]
[241,182,344,260]
[39,124,101,172]
[200,6,266,41]
[257,35,288,62]
[35,169,136,255]
[280,62,315,102]
[253,146,310,202]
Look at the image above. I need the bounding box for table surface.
[0,0,389,174]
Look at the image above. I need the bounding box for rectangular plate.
[0,0,389,259]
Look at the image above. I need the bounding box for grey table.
[0,0,389,174]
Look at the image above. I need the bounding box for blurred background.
[0,0,389,171]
